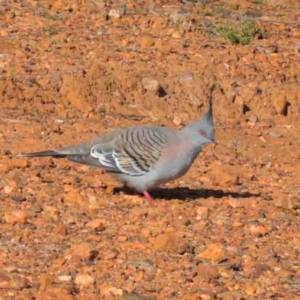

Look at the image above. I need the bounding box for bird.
[18,87,217,204]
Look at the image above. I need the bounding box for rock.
[142,78,160,92]
[103,249,118,260]
[10,158,29,169]
[173,116,182,126]
[86,219,107,231]
[211,166,239,187]
[273,94,288,115]
[3,180,17,194]
[99,283,123,296]
[52,223,67,236]
[246,224,268,236]
[251,263,271,277]
[131,207,148,218]
[39,273,54,291]
[140,36,154,49]
[123,291,158,300]
[196,206,209,220]
[218,291,243,300]
[197,264,219,280]
[58,275,72,282]
[74,274,95,287]
[154,233,189,254]
[273,194,295,209]
[269,131,283,138]
[172,31,181,39]
[0,162,11,173]
[183,290,215,300]
[0,272,30,290]
[64,189,85,206]
[228,198,243,208]
[4,210,27,224]
[140,228,151,238]
[247,112,259,125]
[108,8,125,19]
[72,243,98,260]
[197,244,226,262]
[178,71,194,83]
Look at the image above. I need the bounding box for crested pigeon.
[18,89,217,203]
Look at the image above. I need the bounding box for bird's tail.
[17,150,65,157]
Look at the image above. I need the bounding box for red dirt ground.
[1,0,300,299]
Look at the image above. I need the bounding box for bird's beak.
[211,139,218,145]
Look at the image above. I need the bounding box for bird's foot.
[143,191,155,205]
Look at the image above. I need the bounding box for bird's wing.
[86,126,169,176]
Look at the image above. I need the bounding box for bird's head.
[182,86,217,146]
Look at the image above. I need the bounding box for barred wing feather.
[90,127,168,176]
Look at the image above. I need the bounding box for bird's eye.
[199,130,207,137]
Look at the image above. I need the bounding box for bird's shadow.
[114,186,261,201]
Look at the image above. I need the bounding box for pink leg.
[143,191,155,205]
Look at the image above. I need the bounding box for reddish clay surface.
[1,0,300,299]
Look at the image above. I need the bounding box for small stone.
[178,71,194,83]
[58,275,72,282]
[252,263,271,277]
[233,221,243,227]
[142,78,160,92]
[140,36,154,49]
[88,195,98,204]
[39,273,54,291]
[103,249,118,260]
[3,181,17,194]
[108,8,125,19]
[99,283,123,296]
[273,94,288,115]
[173,116,182,126]
[140,228,151,238]
[4,210,27,224]
[0,162,11,173]
[246,224,268,236]
[10,158,29,169]
[86,219,106,231]
[273,194,294,210]
[196,207,209,220]
[72,243,98,260]
[228,198,243,208]
[74,274,95,287]
[197,244,226,262]
[64,190,85,206]
[52,223,67,236]
[154,233,189,254]
[197,264,219,280]
[172,31,181,39]
[131,207,148,218]
[269,131,283,138]
[0,272,30,290]
[247,112,258,125]
[211,166,239,187]
[198,292,215,300]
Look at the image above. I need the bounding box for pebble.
[99,283,123,296]
[197,244,226,262]
[273,194,294,210]
[154,233,189,254]
[72,243,98,260]
[273,95,288,115]
[74,274,95,287]
[197,264,219,280]
[141,78,160,92]
[196,206,209,220]
[4,210,27,224]
[108,8,125,19]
